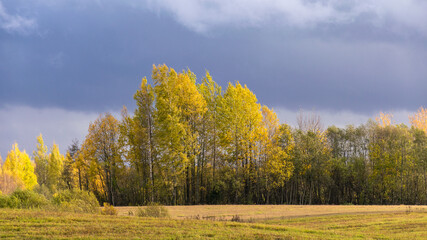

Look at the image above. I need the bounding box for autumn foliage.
[1,65,427,206]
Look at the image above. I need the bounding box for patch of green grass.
[0,208,425,239]
[263,212,427,239]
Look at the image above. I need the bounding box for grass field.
[0,206,426,239]
[117,204,427,220]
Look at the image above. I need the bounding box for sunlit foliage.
[3,143,37,190]
[3,65,427,206]
[410,107,427,133]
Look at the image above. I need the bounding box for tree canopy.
[1,65,426,206]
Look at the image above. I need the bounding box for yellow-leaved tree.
[197,71,222,203]
[81,113,122,205]
[120,77,156,203]
[410,107,427,133]
[0,153,21,194]
[0,154,3,194]
[47,143,64,192]
[3,143,37,190]
[218,81,262,203]
[258,106,293,203]
[153,64,207,204]
[376,112,393,127]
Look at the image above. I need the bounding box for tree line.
[1,65,426,206]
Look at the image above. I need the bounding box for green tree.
[367,121,411,204]
[119,77,157,204]
[33,134,49,187]
[62,140,79,190]
[47,143,64,192]
[134,78,156,203]
[411,128,427,204]
[287,112,331,204]
[326,125,369,204]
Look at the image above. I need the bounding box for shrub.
[231,214,242,222]
[0,194,9,208]
[52,189,100,213]
[8,189,49,209]
[137,203,169,218]
[101,203,118,215]
[33,184,53,200]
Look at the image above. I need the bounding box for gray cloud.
[146,0,427,37]
[0,0,426,152]
[145,0,364,32]
[274,107,412,129]
[4,0,427,37]
[0,1,36,34]
[1,0,426,114]
[0,105,121,157]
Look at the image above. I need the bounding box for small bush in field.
[0,190,49,209]
[8,189,49,209]
[52,189,100,213]
[33,184,53,200]
[137,203,169,218]
[231,214,242,222]
[0,194,10,208]
[101,203,118,215]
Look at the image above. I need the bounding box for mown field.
[117,204,427,220]
[0,205,426,239]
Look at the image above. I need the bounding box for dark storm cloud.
[1,0,191,111]
[1,0,426,114]
[2,0,427,156]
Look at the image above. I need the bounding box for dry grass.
[118,204,427,221]
[0,208,426,239]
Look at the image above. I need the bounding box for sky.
[1,0,426,157]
